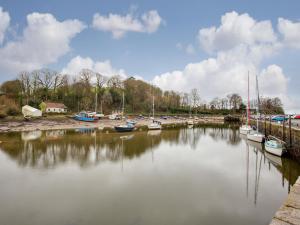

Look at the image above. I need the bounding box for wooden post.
[269,117,272,135]
[283,117,286,141]
[264,117,267,135]
[289,115,292,147]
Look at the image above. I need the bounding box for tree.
[230,93,242,111]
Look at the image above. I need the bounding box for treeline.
[0,68,284,117]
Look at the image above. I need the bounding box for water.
[0,126,299,225]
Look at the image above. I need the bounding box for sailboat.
[148,88,161,130]
[240,71,252,135]
[264,135,286,157]
[115,92,135,132]
[247,73,265,142]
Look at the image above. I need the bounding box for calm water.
[0,126,300,225]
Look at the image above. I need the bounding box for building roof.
[45,102,67,109]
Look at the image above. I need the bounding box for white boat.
[247,73,265,142]
[148,87,161,130]
[148,122,161,130]
[187,119,194,125]
[22,105,42,119]
[240,125,252,135]
[247,132,265,142]
[264,136,286,157]
[240,71,253,135]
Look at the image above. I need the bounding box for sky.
[0,0,300,113]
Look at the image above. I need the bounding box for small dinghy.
[264,135,286,157]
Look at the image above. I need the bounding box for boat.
[148,87,161,130]
[265,152,282,167]
[187,119,194,125]
[148,122,161,130]
[22,105,42,119]
[271,115,288,122]
[264,135,286,157]
[247,73,265,142]
[126,119,137,125]
[74,111,95,122]
[240,71,252,135]
[294,114,300,119]
[114,123,135,132]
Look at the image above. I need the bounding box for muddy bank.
[0,116,225,133]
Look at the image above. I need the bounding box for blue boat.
[271,115,287,122]
[74,112,95,122]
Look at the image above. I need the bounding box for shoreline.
[0,116,225,133]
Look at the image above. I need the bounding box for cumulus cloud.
[154,11,300,112]
[92,10,162,39]
[278,18,300,49]
[0,7,10,44]
[0,12,86,76]
[62,55,127,79]
[198,11,277,53]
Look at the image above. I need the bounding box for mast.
[95,85,98,112]
[247,71,250,126]
[152,95,155,119]
[255,73,260,131]
[122,91,125,118]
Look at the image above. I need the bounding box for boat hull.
[74,116,95,122]
[264,144,283,157]
[148,124,161,130]
[247,133,265,143]
[114,126,134,132]
[239,127,252,135]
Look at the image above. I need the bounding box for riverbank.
[0,115,225,133]
[270,176,300,225]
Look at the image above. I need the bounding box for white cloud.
[278,18,300,49]
[0,12,86,76]
[154,11,300,112]
[0,7,10,44]
[260,65,288,96]
[92,10,162,39]
[198,11,277,53]
[62,55,127,79]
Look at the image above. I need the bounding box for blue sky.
[0,0,300,112]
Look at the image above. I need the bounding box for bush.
[0,110,7,118]
[0,96,20,117]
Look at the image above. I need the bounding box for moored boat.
[74,112,95,122]
[115,123,135,132]
[148,122,161,130]
[240,71,253,135]
[240,125,252,135]
[264,135,286,157]
[247,132,265,142]
[247,73,265,142]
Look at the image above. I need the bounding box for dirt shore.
[0,116,225,133]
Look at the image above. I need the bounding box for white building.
[45,102,67,113]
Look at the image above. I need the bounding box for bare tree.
[190,88,201,108]
[107,75,123,89]
[18,71,31,104]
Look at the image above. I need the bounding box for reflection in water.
[0,126,300,225]
[0,127,241,169]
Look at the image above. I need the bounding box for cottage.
[44,102,67,113]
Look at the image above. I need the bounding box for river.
[0,126,299,225]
